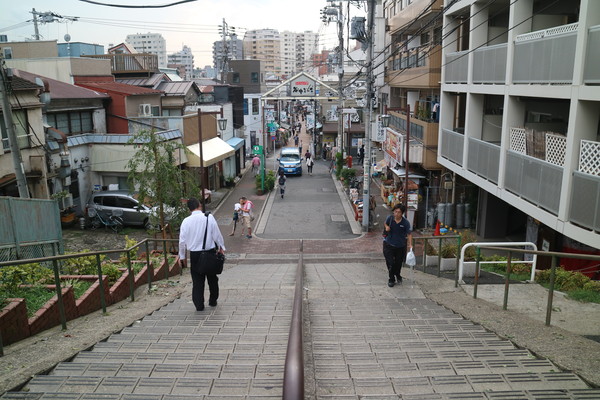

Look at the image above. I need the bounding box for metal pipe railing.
[472,245,600,326]
[0,238,180,356]
[283,240,304,400]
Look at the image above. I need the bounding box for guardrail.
[472,246,600,326]
[283,240,304,399]
[459,242,538,282]
[413,235,462,286]
[0,238,180,357]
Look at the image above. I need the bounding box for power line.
[77,0,198,8]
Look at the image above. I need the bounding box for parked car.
[277,147,302,176]
[87,190,167,229]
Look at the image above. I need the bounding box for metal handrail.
[0,238,180,357]
[472,245,600,326]
[413,235,462,286]
[283,240,304,400]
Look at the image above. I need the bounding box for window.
[252,98,260,115]
[243,99,249,115]
[47,111,93,135]
[232,72,240,83]
[2,47,12,59]
[1,109,30,151]
[250,72,259,83]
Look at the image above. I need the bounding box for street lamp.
[197,109,225,210]
[217,118,227,136]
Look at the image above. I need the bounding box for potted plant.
[425,241,439,267]
[440,240,458,271]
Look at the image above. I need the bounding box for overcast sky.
[0,0,359,67]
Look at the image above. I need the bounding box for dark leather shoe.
[388,280,395,287]
[396,275,403,283]
[196,305,204,311]
[209,300,217,307]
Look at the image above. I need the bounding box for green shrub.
[340,168,356,186]
[460,231,477,260]
[120,235,139,264]
[536,267,592,291]
[101,263,123,285]
[62,279,93,299]
[61,251,107,275]
[255,169,276,192]
[583,280,600,292]
[0,263,53,292]
[335,152,344,178]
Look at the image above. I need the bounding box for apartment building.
[438,0,599,254]
[243,29,282,78]
[125,32,167,68]
[168,45,194,79]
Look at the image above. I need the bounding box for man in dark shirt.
[382,203,413,287]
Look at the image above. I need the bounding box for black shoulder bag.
[200,212,225,275]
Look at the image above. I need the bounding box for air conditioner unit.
[139,103,152,117]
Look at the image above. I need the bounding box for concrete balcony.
[387,0,443,34]
[390,111,441,170]
[82,53,159,75]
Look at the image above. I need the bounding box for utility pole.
[0,64,30,198]
[220,18,228,84]
[361,0,376,230]
[32,8,40,40]
[336,3,345,157]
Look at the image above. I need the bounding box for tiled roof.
[8,75,40,91]
[76,81,163,96]
[15,70,110,100]
[157,81,197,96]
[118,73,166,89]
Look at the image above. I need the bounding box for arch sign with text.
[290,76,315,96]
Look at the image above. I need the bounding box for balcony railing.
[467,137,500,184]
[569,171,600,232]
[444,50,469,84]
[82,53,159,74]
[513,23,578,84]
[472,43,507,84]
[440,128,464,166]
[584,25,600,84]
[505,150,563,215]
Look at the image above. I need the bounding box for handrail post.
[127,251,134,301]
[145,240,152,291]
[52,259,67,330]
[455,236,461,287]
[474,247,481,299]
[96,254,107,314]
[0,330,3,357]
[283,239,304,400]
[163,239,168,280]
[545,255,558,326]
[503,251,512,310]
[423,238,428,272]
[437,237,442,277]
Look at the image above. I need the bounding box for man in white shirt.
[240,196,254,239]
[179,198,226,311]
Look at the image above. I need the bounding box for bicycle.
[88,207,124,233]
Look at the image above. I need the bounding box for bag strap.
[202,212,210,250]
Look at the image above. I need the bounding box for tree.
[127,130,199,234]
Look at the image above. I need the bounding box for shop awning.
[187,137,235,167]
[390,167,426,179]
[226,137,245,151]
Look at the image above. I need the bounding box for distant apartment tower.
[168,45,194,79]
[243,29,282,78]
[279,31,319,78]
[213,34,243,80]
[125,32,167,67]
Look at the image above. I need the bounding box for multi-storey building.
[125,32,167,68]
[438,0,599,256]
[167,45,194,79]
[295,31,319,75]
[280,31,297,78]
[212,34,243,81]
[243,29,282,78]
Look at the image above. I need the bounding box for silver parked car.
[87,191,157,229]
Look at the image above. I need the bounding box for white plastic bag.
[405,249,416,267]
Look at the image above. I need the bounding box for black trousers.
[383,242,407,281]
[190,251,219,309]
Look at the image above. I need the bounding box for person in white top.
[240,196,254,239]
[229,202,242,236]
[178,198,226,311]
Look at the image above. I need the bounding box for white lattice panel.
[510,127,527,154]
[515,23,578,42]
[545,133,567,166]
[579,140,600,176]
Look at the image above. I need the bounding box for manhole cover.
[331,215,346,222]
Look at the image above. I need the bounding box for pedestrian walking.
[178,198,226,311]
[304,149,311,162]
[358,145,365,164]
[294,135,299,146]
[240,196,254,239]
[278,171,287,198]
[306,156,314,175]
[299,140,303,155]
[228,201,242,236]
[382,203,413,287]
[251,155,261,176]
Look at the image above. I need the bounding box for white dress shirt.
[178,210,226,260]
